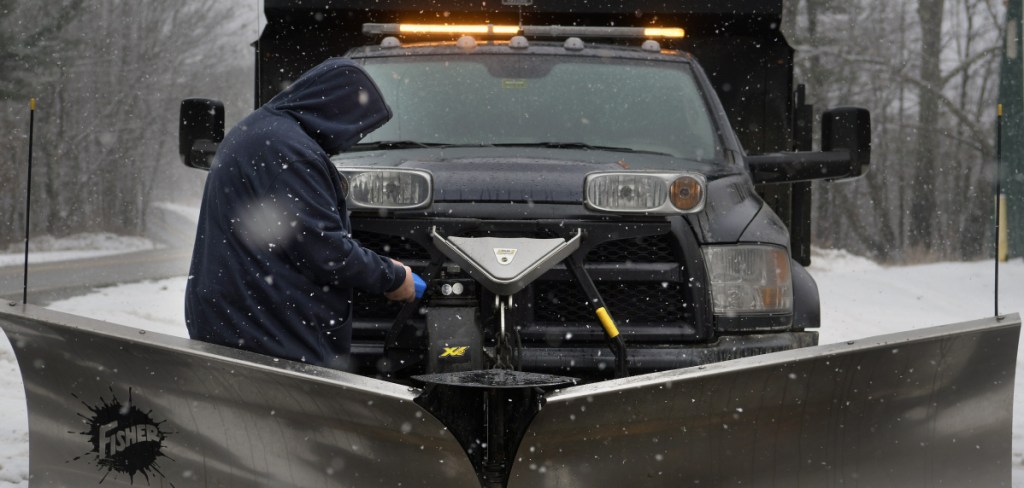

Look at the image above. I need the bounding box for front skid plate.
[508,314,1021,487]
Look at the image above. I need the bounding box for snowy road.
[0,248,192,304]
[0,251,1021,486]
[0,205,197,303]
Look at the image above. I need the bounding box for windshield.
[358,53,722,161]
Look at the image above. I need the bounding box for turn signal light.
[670,175,703,211]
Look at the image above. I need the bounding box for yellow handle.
[30,98,36,111]
[596,307,620,338]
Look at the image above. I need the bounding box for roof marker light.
[563,37,584,51]
[456,35,478,50]
[509,35,529,49]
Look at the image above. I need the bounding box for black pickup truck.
[180,0,870,382]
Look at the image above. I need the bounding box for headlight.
[338,168,432,210]
[584,172,705,214]
[702,245,792,315]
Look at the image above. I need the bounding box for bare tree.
[0,1,254,248]
[790,0,1003,262]
[908,0,945,252]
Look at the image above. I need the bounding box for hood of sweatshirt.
[264,57,393,154]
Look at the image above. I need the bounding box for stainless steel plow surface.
[508,314,1021,487]
[0,305,480,487]
[0,303,1018,487]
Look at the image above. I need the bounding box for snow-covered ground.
[151,201,201,223]
[0,233,157,267]
[0,250,1021,486]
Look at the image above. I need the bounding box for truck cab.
[180,1,870,383]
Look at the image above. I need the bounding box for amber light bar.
[363,23,685,39]
[642,27,686,38]
[397,24,520,35]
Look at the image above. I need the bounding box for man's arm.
[385,260,416,303]
[263,158,408,296]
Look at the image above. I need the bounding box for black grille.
[351,232,428,321]
[352,289,404,320]
[352,232,685,325]
[356,232,431,261]
[586,234,675,263]
[533,281,688,324]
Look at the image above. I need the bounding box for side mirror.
[179,98,224,170]
[821,107,871,178]
[747,107,871,184]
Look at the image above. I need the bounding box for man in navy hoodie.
[185,58,414,369]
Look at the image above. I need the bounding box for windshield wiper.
[349,140,453,151]
[492,142,673,157]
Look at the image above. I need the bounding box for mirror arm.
[747,149,854,184]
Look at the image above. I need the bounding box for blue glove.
[412,273,427,299]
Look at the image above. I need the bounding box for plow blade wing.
[0,304,479,487]
[508,314,1021,487]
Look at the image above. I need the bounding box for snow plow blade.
[0,304,1019,487]
[508,314,1021,487]
[0,304,480,487]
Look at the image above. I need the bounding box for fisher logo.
[494,248,517,265]
[72,388,174,486]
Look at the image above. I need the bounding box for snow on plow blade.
[508,314,1021,487]
[0,304,480,487]
[0,303,1019,487]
